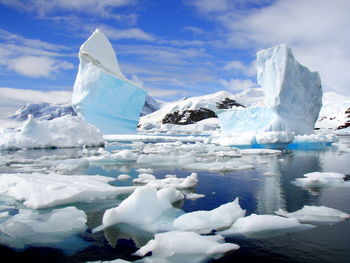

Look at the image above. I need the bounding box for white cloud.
[186,0,229,14]
[220,78,257,92]
[183,26,206,35]
[7,56,73,78]
[143,87,187,98]
[0,0,136,18]
[223,60,256,77]
[101,27,155,42]
[0,87,72,118]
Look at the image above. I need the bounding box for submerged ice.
[219,44,322,136]
[72,29,147,135]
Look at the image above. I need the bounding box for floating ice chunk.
[101,186,183,233]
[255,131,295,144]
[184,192,205,200]
[240,149,281,155]
[218,214,312,238]
[0,173,134,209]
[0,212,9,219]
[117,174,131,181]
[173,198,245,234]
[133,173,198,189]
[0,115,104,149]
[137,153,196,167]
[183,161,254,172]
[54,158,90,173]
[72,29,147,134]
[88,149,139,163]
[134,231,239,262]
[294,172,346,188]
[0,206,86,248]
[275,205,349,223]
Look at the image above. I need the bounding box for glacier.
[219,44,322,136]
[72,29,147,135]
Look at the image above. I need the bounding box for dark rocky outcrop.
[162,108,217,125]
[216,98,245,109]
[337,107,350,129]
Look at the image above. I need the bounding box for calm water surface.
[0,137,349,263]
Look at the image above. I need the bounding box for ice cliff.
[219,44,322,135]
[72,29,147,134]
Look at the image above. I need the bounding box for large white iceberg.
[219,44,322,136]
[72,29,147,135]
[0,115,104,149]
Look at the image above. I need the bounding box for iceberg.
[173,198,246,234]
[0,206,87,248]
[134,231,239,262]
[72,29,147,135]
[275,205,349,223]
[219,44,322,136]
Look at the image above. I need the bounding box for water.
[0,137,349,263]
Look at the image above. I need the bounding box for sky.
[0,0,350,117]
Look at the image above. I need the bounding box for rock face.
[71,29,147,134]
[216,98,245,109]
[7,103,76,121]
[219,44,323,135]
[162,108,217,125]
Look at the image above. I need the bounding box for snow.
[117,174,131,181]
[275,205,349,223]
[219,44,322,136]
[100,186,183,232]
[293,172,346,188]
[218,214,310,238]
[133,173,198,190]
[72,29,147,134]
[0,173,134,209]
[0,115,104,149]
[0,206,86,248]
[240,149,281,155]
[173,198,246,234]
[134,231,239,262]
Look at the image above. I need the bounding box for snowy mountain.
[8,103,77,121]
[141,95,161,116]
[315,92,350,130]
[138,90,259,134]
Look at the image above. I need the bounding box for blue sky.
[0,0,349,116]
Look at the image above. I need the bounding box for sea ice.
[134,231,239,262]
[173,198,245,234]
[239,149,281,155]
[0,173,134,209]
[100,186,183,233]
[117,174,131,181]
[0,206,86,248]
[275,205,349,223]
[218,214,311,238]
[0,115,104,149]
[72,29,147,134]
[293,172,346,188]
[87,149,139,163]
[218,44,322,136]
[133,173,198,190]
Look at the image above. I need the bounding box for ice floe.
[293,172,347,188]
[0,206,86,248]
[275,205,349,223]
[100,186,183,233]
[117,174,131,181]
[173,198,245,234]
[0,173,134,209]
[218,214,313,238]
[133,173,198,190]
[0,115,104,149]
[134,231,239,263]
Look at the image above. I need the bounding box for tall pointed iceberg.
[72,29,147,134]
[219,44,322,135]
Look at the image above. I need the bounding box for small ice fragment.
[117,174,131,181]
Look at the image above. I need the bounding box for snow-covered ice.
[173,198,245,234]
[117,174,131,181]
[134,231,239,262]
[293,172,346,188]
[0,173,134,209]
[133,173,198,190]
[100,186,183,233]
[275,205,349,223]
[0,115,104,149]
[218,44,322,136]
[218,214,312,238]
[72,29,147,134]
[0,206,86,248]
